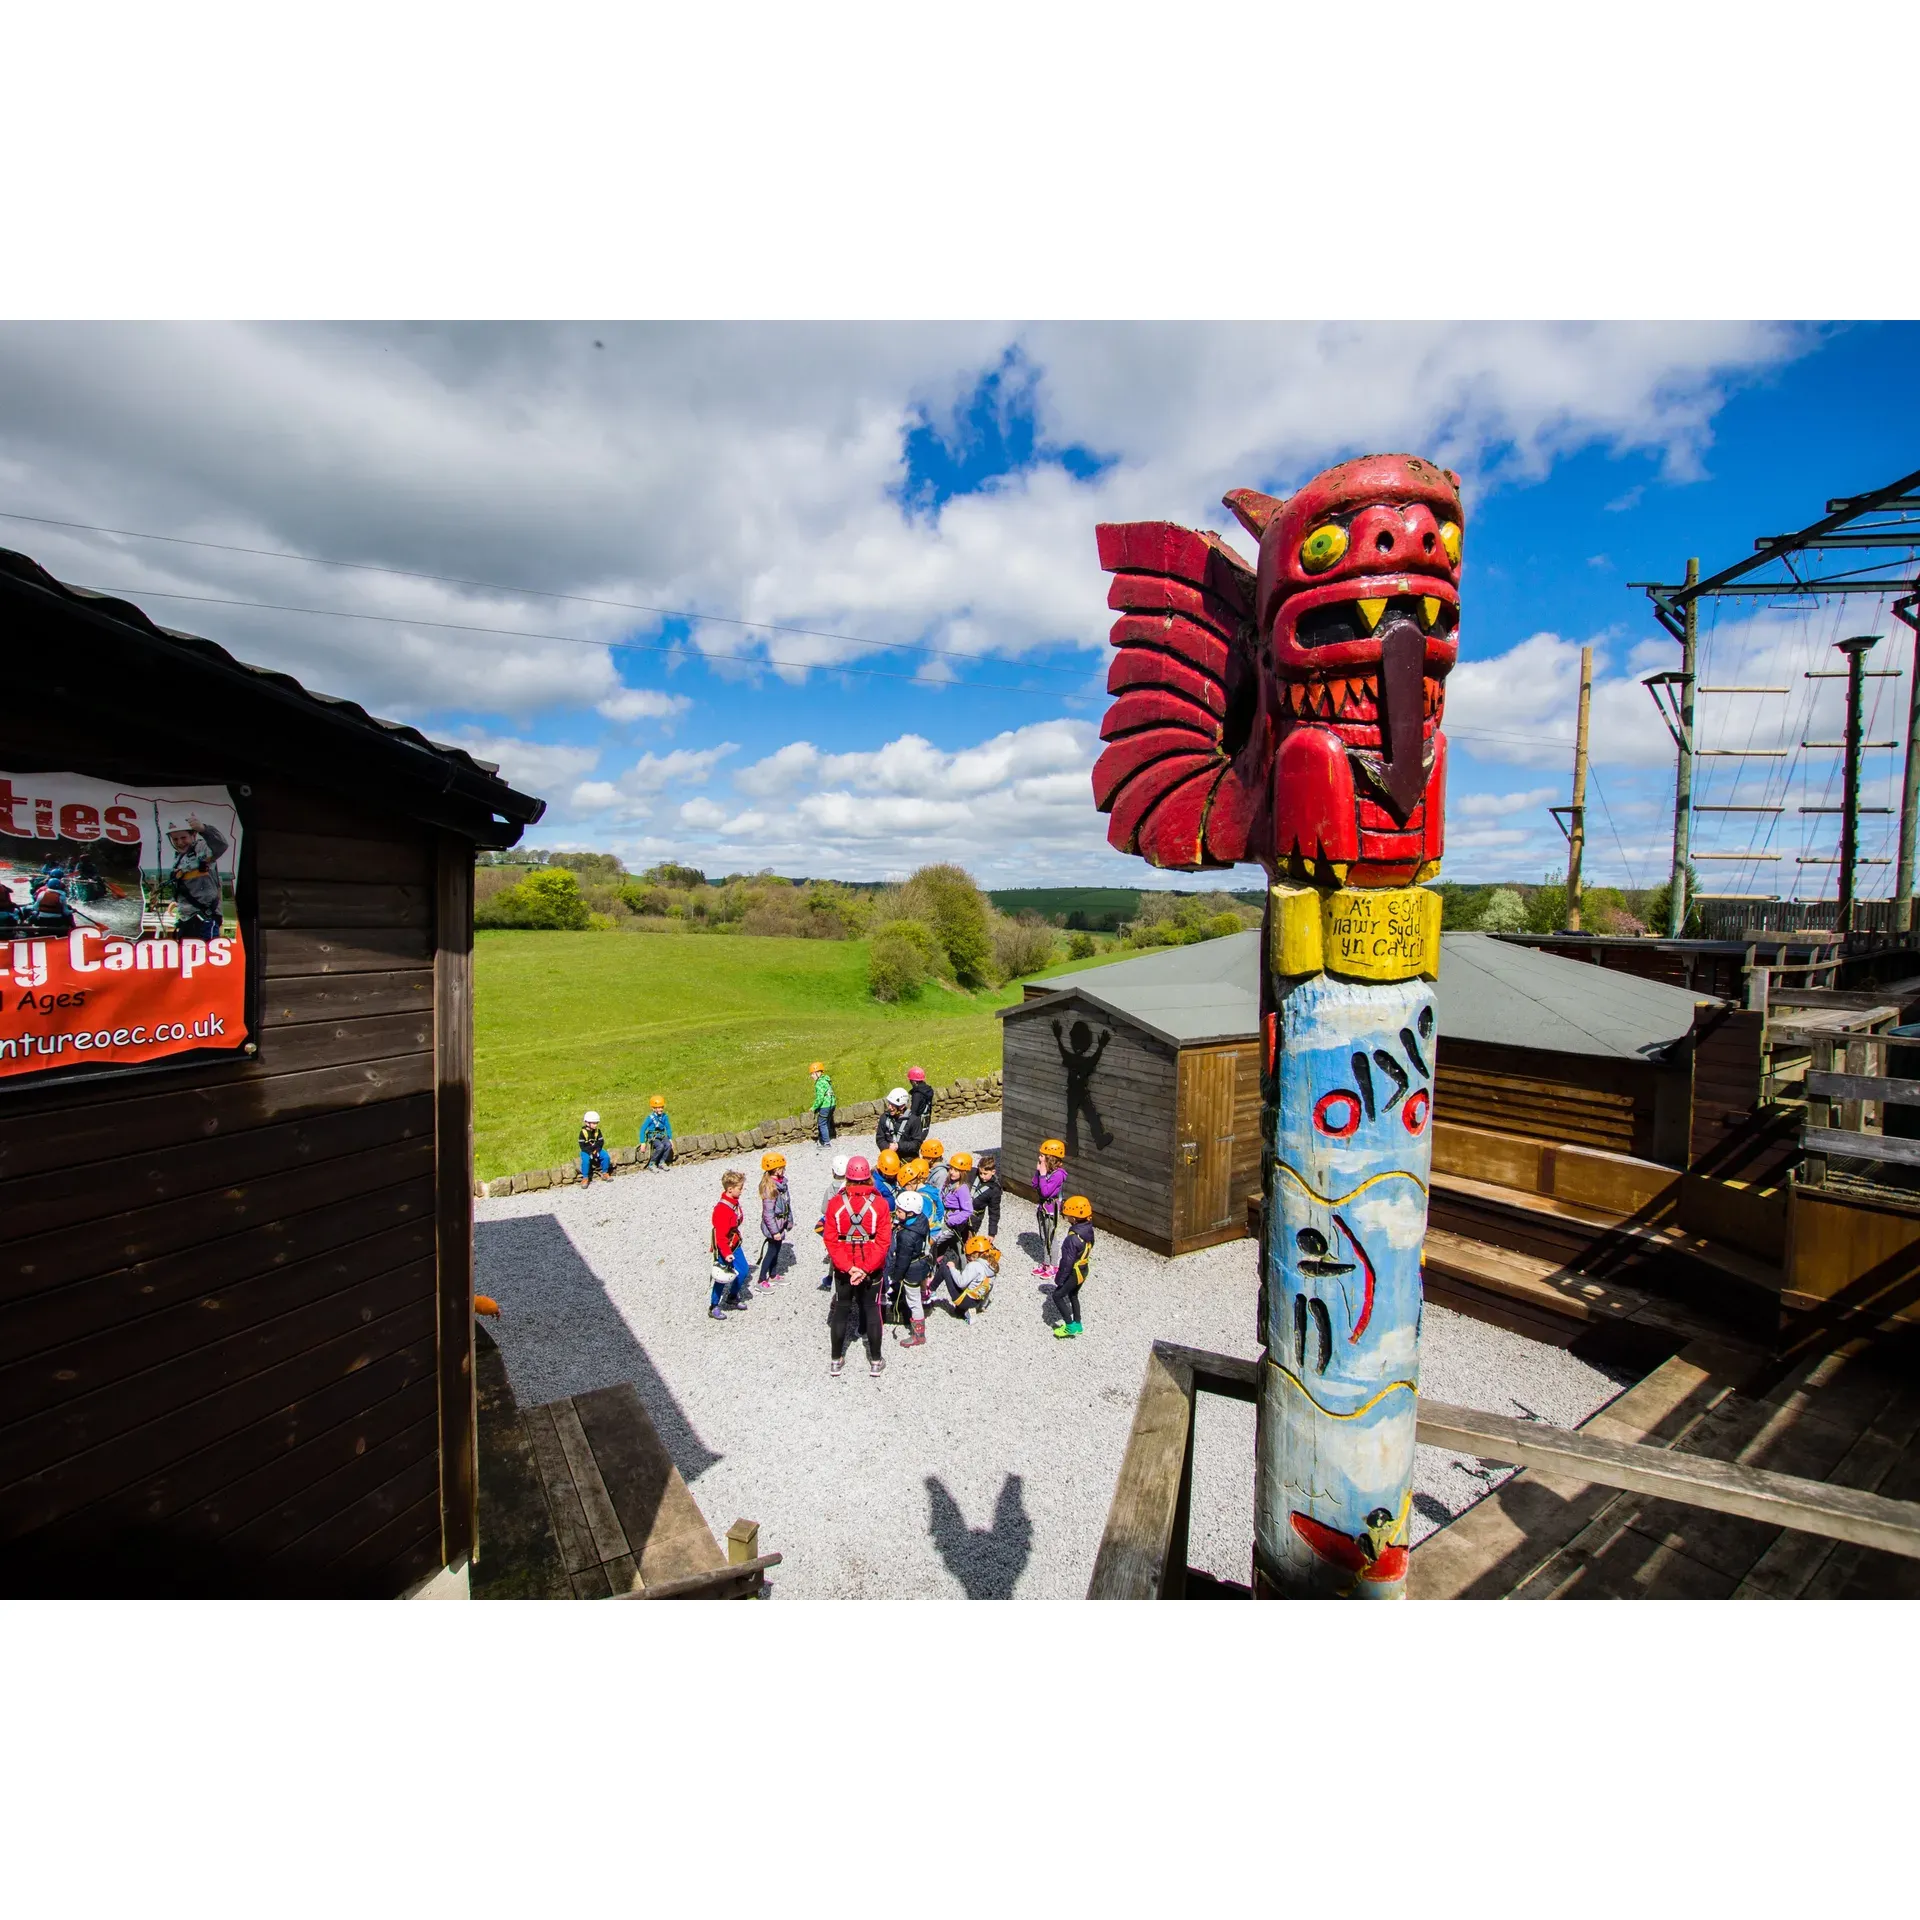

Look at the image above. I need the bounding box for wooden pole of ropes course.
[1091,454,1460,1597]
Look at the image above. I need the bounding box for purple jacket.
[944,1182,974,1230]
[1035,1165,1067,1210]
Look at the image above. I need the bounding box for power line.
[0,505,1095,679]
[76,582,1101,702]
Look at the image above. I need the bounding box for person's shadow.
[925,1473,1033,1598]
[1053,1018,1115,1153]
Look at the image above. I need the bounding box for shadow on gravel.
[925,1473,1033,1598]
[477,1214,722,1484]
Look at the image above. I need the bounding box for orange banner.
[1,775,249,1082]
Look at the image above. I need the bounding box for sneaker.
[725,1297,749,1312]
[869,1356,886,1377]
[829,1356,846,1377]
[709,1307,728,1322]
[817,1276,833,1291]
[1068,1322,1083,1337]
[1053,1323,1073,1339]
[1033,1265,1055,1279]
[756,1279,772,1291]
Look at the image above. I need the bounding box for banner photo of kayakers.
[0,773,250,1083]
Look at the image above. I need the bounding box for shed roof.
[1,546,547,847]
[1003,927,1712,1060]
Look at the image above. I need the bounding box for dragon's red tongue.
[1378,616,1426,822]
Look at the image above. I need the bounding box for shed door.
[1175,1050,1238,1241]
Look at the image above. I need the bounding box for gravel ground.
[476,1115,1636,1598]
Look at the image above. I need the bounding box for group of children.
[567,1067,1096,1364]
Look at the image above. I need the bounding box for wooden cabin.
[0,549,543,1597]
[1000,929,1712,1257]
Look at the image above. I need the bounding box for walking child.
[710,1170,753,1318]
[640,1095,675,1169]
[578,1111,612,1186]
[1051,1195,1094,1339]
[1033,1138,1067,1275]
[757,1152,792,1288]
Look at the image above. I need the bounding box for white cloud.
[597,687,692,723]
[449,731,598,795]
[0,321,1805,723]
[678,797,731,830]
[563,744,737,823]
[1457,785,1560,819]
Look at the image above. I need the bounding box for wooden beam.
[1087,1344,1194,1599]
[433,832,477,1574]
[626,1553,782,1599]
[1802,1127,1920,1169]
[1414,1398,1920,1563]
[1807,1071,1920,1107]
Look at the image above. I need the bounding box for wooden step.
[1421,1228,1741,1347]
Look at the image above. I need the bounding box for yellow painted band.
[1270,883,1441,982]
[1266,1361,1418,1422]
[1272,1161,1429,1207]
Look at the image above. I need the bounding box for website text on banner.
[0,773,248,1081]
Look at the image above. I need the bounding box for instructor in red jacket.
[823,1154,892,1379]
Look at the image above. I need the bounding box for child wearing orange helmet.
[1033,1139,1068,1276]
[1051,1196,1094,1339]
[639,1095,674,1170]
[756,1151,792,1288]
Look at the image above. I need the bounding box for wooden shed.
[0,550,543,1597]
[1000,929,1712,1257]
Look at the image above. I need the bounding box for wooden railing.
[1087,1339,1920,1599]
[1798,1029,1920,1184]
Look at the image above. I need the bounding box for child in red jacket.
[823,1155,893,1377]
[710,1171,753,1320]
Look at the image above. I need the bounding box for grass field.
[473,927,1135,1179]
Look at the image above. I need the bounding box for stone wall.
[476,1072,1004,1198]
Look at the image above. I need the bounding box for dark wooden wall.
[1431,1036,1676,1161]
[0,771,470,1597]
[1000,997,1178,1254]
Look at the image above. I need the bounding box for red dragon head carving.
[1091,453,1461,888]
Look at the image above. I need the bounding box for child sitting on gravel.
[1051,1195,1093,1339]
[1033,1138,1067,1276]
[930,1233,999,1323]
[578,1111,612,1186]
[757,1153,792,1288]
[814,1153,850,1290]
[710,1170,753,1318]
[640,1096,675,1169]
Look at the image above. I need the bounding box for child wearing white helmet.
[814,1153,851,1290]
[578,1111,612,1185]
[875,1087,911,1155]
[162,810,229,941]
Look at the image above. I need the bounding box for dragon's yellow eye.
[1299,524,1348,573]
[1438,520,1462,565]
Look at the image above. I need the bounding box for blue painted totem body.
[1255,973,1434,1598]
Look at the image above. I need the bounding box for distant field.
[472,928,1137,1179]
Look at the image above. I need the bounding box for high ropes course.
[1633,465,1920,934]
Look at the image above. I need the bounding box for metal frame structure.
[1631,466,1920,933]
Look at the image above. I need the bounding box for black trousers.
[757,1234,784,1282]
[973,1191,1001,1238]
[1053,1274,1082,1326]
[830,1271,883,1361]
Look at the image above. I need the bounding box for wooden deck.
[471,1326,776,1599]
[1411,1329,1920,1599]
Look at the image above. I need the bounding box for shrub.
[1067,931,1097,960]
[620,883,673,915]
[1476,887,1527,933]
[475,866,593,930]
[868,917,942,1001]
[897,864,995,987]
[991,913,1058,980]
[643,862,707,889]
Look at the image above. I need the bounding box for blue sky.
[2,321,1917,893]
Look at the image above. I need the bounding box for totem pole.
[1091,454,1458,1599]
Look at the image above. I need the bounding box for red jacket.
[711,1192,743,1260]
[823,1182,892,1279]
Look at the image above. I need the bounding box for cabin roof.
[1002,927,1714,1060]
[1,545,547,847]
